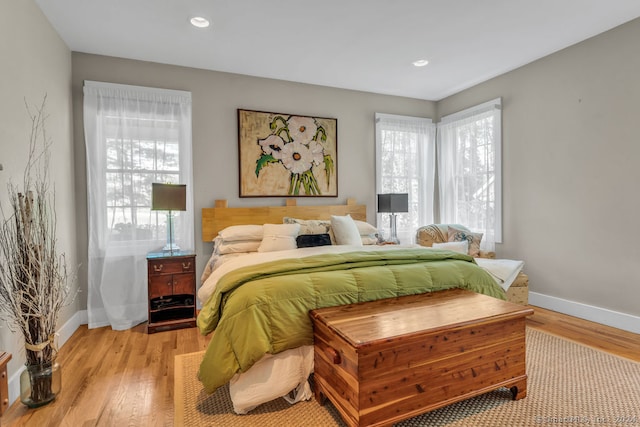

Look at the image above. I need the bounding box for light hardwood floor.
[2,323,211,426]
[2,306,639,426]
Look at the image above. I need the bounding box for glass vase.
[20,360,61,408]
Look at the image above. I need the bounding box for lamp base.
[387,213,400,244]
[385,236,400,245]
[163,243,181,252]
[163,211,180,254]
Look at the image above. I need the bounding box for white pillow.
[218,225,264,241]
[432,241,469,254]
[354,220,379,245]
[330,215,363,246]
[361,236,379,245]
[218,240,261,254]
[258,223,301,252]
[354,220,378,236]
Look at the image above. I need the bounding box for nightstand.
[0,351,10,416]
[146,252,197,334]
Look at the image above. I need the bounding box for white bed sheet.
[229,345,314,414]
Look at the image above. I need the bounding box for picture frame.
[238,109,338,197]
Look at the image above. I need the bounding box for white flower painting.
[239,110,337,197]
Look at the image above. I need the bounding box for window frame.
[375,113,436,243]
[437,97,502,245]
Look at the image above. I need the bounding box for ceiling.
[36,0,640,101]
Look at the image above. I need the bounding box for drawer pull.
[182,262,191,270]
[167,280,172,286]
[325,347,341,364]
[153,264,163,272]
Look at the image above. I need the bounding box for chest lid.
[309,289,532,348]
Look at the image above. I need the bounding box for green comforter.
[197,248,504,393]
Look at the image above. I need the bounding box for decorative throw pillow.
[330,215,363,246]
[258,223,301,252]
[284,217,379,245]
[296,233,332,248]
[432,241,469,255]
[283,217,331,235]
[447,226,483,257]
[283,217,335,243]
[416,224,449,247]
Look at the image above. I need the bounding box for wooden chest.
[309,289,534,427]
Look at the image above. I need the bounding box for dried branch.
[0,96,76,366]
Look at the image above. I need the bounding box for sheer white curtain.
[83,81,194,330]
[437,98,502,252]
[375,113,436,244]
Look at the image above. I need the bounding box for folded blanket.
[474,257,525,291]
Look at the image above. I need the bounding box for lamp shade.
[151,183,187,211]
[377,193,408,213]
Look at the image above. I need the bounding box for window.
[375,113,436,243]
[83,81,193,330]
[103,116,182,243]
[437,98,502,251]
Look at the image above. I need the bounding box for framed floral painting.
[238,109,338,197]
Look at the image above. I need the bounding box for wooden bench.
[309,289,534,427]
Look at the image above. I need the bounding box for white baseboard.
[7,309,88,407]
[529,292,640,334]
[57,309,88,347]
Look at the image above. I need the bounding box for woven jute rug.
[174,328,640,426]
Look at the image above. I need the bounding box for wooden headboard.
[202,198,366,242]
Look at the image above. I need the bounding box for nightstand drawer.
[148,258,195,275]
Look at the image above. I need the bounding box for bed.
[196,199,508,414]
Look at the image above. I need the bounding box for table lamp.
[151,183,187,254]
[377,193,409,244]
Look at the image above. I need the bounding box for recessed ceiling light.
[412,59,429,67]
[190,16,210,28]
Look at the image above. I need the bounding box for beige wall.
[0,0,76,379]
[437,18,640,319]
[71,53,435,306]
